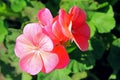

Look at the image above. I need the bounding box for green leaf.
[0,17,8,42]
[2,28,21,73]
[72,71,87,80]
[67,60,94,73]
[22,72,32,80]
[108,38,120,72]
[30,1,45,10]
[38,68,71,80]
[60,0,90,11]
[91,6,115,33]
[22,1,45,22]
[88,21,96,38]
[0,1,19,17]
[90,38,106,59]
[10,0,26,12]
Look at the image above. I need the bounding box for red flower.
[54,6,90,51]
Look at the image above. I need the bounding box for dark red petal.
[72,23,90,51]
[69,6,86,29]
[52,45,70,69]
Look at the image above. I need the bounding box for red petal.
[52,45,70,69]
[72,23,90,51]
[69,6,86,29]
[52,20,69,43]
[59,9,70,27]
[58,9,73,38]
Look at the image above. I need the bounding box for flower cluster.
[14,6,90,75]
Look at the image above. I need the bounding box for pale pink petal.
[14,34,34,58]
[38,8,53,26]
[38,33,54,51]
[23,23,43,46]
[69,6,86,29]
[52,45,70,69]
[41,51,58,73]
[20,53,43,75]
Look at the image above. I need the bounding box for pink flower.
[14,23,69,75]
[53,6,90,51]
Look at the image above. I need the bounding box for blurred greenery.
[0,0,120,80]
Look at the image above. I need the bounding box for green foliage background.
[0,0,120,80]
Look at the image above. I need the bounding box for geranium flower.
[38,8,69,45]
[14,23,69,75]
[54,6,90,51]
[38,6,90,51]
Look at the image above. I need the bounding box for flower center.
[32,46,41,54]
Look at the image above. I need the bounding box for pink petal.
[72,23,90,51]
[58,9,73,38]
[38,33,54,51]
[14,34,34,58]
[38,8,53,26]
[23,23,54,51]
[41,51,59,73]
[23,23,42,45]
[69,6,86,29]
[20,53,43,75]
[52,45,70,69]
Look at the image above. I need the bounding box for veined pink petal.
[38,33,54,51]
[23,23,42,46]
[20,53,43,75]
[53,45,70,69]
[15,34,34,58]
[38,8,53,26]
[72,23,90,51]
[58,9,73,39]
[41,51,59,73]
[69,6,86,29]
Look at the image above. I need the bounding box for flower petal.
[20,53,43,75]
[52,45,70,69]
[38,8,53,26]
[72,23,90,51]
[52,20,69,43]
[14,34,34,58]
[58,9,72,38]
[69,6,86,29]
[41,51,58,73]
[23,23,42,45]
[39,33,54,51]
